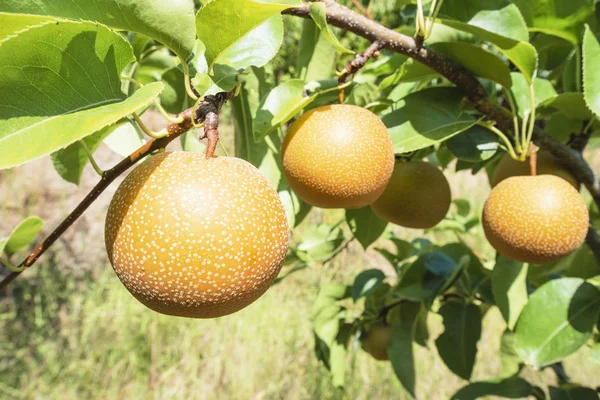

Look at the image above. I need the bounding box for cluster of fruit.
[104,105,589,320]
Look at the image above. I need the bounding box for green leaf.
[0,217,44,258]
[379,58,438,89]
[451,377,538,400]
[499,330,521,378]
[160,67,190,114]
[388,302,421,397]
[0,0,196,59]
[0,20,163,169]
[583,25,600,119]
[436,301,482,380]
[195,0,299,70]
[382,87,477,154]
[309,3,353,54]
[512,0,596,44]
[592,342,600,364]
[515,278,600,368]
[346,207,388,250]
[51,123,119,185]
[510,73,558,117]
[296,224,345,263]
[396,251,459,305]
[103,120,146,157]
[432,42,512,88]
[352,269,386,301]
[492,256,529,330]
[446,125,499,162]
[437,14,538,83]
[440,0,529,41]
[0,13,55,42]
[297,19,336,81]
[180,131,206,153]
[253,79,315,142]
[549,386,600,400]
[538,92,594,121]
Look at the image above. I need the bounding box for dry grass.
[1,122,599,399]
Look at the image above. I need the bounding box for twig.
[0,91,235,290]
[322,238,355,265]
[349,0,372,19]
[283,0,600,260]
[337,41,384,103]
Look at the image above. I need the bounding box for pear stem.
[529,144,538,176]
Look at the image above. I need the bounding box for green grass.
[1,145,599,399]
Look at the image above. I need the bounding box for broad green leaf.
[0,12,55,42]
[451,377,538,400]
[195,0,299,69]
[134,48,177,86]
[297,19,337,81]
[515,278,600,368]
[180,131,206,153]
[296,224,345,263]
[160,67,190,114]
[352,269,386,301]
[583,26,600,119]
[440,0,529,42]
[0,217,44,258]
[549,386,600,400]
[396,251,458,305]
[499,330,521,378]
[102,120,146,157]
[344,83,383,109]
[436,301,482,380]
[379,58,438,90]
[388,302,420,397]
[437,19,537,83]
[309,2,353,54]
[253,79,315,142]
[0,20,163,169]
[510,73,558,117]
[0,81,162,170]
[432,42,512,88]
[213,14,284,76]
[382,87,477,154]
[538,92,594,120]
[446,125,499,162]
[512,0,596,44]
[492,256,529,330]
[0,0,196,59]
[51,122,126,185]
[345,207,388,250]
[441,243,491,293]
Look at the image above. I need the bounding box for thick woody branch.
[284,1,600,259]
[0,91,234,290]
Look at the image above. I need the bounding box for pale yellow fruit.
[282,104,395,209]
[105,152,289,318]
[370,160,452,229]
[492,151,579,190]
[482,175,588,264]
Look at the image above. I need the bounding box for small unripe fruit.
[370,160,452,229]
[105,152,289,318]
[483,175,588,264]
[362,323,392,361]
[282,104,395,209]
[492,151,579,190]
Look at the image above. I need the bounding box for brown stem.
[200,111,220,158]
[338,40,384,103]
[529,145,538,176]
[0,90,235,290]
[283,0,600,260]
